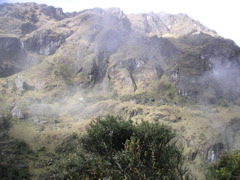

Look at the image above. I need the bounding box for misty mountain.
[0,3,240,178]
[1,3,239,103]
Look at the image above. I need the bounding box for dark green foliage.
[122,121,186,179]
[81,116,134,155]
[50,116,188,179]
[14,140,33,154]
[0,115,11,131]
[208,151,240,179]
[49,151,106,179]
[0,115,34,179]
[0,165,30,180]
[55,133,80,153]
[0,139,32,180]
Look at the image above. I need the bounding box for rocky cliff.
[0,3,240,177]
[1,3,239,102]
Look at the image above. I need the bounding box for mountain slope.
[0,3,240,178]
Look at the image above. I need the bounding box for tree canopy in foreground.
[50,116,189,179]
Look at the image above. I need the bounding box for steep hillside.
[0,2,240,178]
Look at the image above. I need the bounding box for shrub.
[81,116,135,156]
[0,139,32,180]
[0,115,11,130]
[0,165,30,180]
[50,116,189,179]
[208,150,240,179]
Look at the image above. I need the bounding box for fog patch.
[28,103,56,117]
[198,57,240,102]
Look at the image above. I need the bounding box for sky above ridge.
[0,0,240,46]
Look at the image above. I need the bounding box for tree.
[50,116,189,179]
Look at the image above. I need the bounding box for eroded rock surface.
[11,106,24,119]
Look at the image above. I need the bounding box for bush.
[0,165,30,180]
[208,150,240,179]
[50,116,189,179]
[0,115,11,130]
[0,139,32,180]
[81,116,134,156]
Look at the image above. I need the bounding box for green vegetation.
[1,3,240,180]
[208,151,240,179]
[0,138,33,180]
[0,115,33,180]
[0,115,11,131]
[0,165,30,180]
[49,116,189,179]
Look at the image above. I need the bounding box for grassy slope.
[0,5,240,179]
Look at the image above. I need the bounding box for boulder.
[11,106,24,119]
[15,75,25,90]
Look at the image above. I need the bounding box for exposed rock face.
[0,3,73,38]
[20,23,37,34]
[23,29,71,55]
[206,143,224,162]
[0,2,239,100]
[224,118,240,149]
[11,106,24,119]
[0,37,24,77]
[39,5,66,20]
[0,37,21,54]
[0,3,238,95]
[127,12,216,37]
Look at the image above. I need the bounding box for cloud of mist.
[199,57,240,101]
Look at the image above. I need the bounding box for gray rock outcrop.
[20,23,37,34]
[40,5,67,20]
[15,75,25,90]
[0,37,21,54]
[206,143,224,162]
[23,29,72,55]
[11,106,24,119]
[0,37,24,77]
[224,118,240,149]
